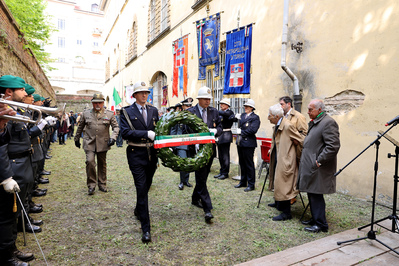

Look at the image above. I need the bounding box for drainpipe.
[281,0,302,112]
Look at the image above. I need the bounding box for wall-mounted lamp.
[291,42,303,53]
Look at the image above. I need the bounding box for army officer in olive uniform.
[74,93,119,195]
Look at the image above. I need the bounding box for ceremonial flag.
[110,87,122,113]
[224,25,253,96]
[162,85,168,106]
[125,85,135,105]
[196,13,220,80]
[154,132,215,149]
[173,35,188,97]
[148,87,153,104]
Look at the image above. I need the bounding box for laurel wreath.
[155,111,213,172]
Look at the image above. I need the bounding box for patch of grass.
[19,141,387,265]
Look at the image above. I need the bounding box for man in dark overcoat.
[119,81,159,243]
[298,99,340,233]
[188,86,222,223]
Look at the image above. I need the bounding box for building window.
[77,40,82,45]
[58,58,65,63]
[105,57,110,80]
[58,37,65,48]
[149,0,156,42]
[161,0,168,32]
[91,4,99,12]
[93,42,99,47]
[127,22,137,62]
[151,72,167,109]
[58,19,65,30]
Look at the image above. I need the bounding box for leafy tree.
[4,0,57,72]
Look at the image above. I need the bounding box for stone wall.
[56,94,93,113]
[0,0,54,100]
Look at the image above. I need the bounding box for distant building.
[44,0,104,95]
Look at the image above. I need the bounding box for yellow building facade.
[100,0,399,204]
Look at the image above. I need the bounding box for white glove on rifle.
[209,128,217,135]
[45,116,57,126]
[236,128,241,135]
[37,119,48,130]
[147,130,155,141]
[1,177,20,193]
[195,144,199,153]
[235,113,241,120]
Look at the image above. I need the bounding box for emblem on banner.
[229,63,244,87]
[176,47,185,67]
[203,28,215,56]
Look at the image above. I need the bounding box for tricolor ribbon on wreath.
[154,132,215,149]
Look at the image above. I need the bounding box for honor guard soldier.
[214,98,235,180]
[234,99,260,192]
[74,93,119,195]
[119,81,159,243]
[188,86,222,223]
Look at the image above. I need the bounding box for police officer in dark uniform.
[120,81,159,243]
[234,99,260,192]
[214,98,235,180]
[188,86,222,223]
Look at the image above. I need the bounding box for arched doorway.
[149,71,167,109]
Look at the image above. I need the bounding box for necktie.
[142,106,147,125]
[202,108,207,124]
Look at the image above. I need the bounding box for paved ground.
[239,219,399,265]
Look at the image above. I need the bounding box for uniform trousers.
[85,150,107,189]
[177,149,189,183]
[308,192,328,229]
[127,146,157,233]
[237,146,256,188]
[192,153,214,213]
[217,142,231,176]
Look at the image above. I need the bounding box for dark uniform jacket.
[0,129,13,182]
[237,112,260,148]
[218,109,235,144]
[188,104,223,139]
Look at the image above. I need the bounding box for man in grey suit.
[298,99,340,233]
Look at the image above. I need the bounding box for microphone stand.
[335,121,399,255]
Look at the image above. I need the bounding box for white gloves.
[1,177,20,193]
[209,128,217,135]
[236,128,242,135]
[195,144,199,153]
[37,119,47,130]
[235,113,241,120]
[45,116,57,126]
[147,130,155,141]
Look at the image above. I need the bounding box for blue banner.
[223,25,253,95]
[196,13,220,80]
[148,87,153,104]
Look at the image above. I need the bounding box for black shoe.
[218,174,228,180]
[272,213,292,221]
[40,170,51,175]
[13,249,35,262]
[88,188,95,195]
[29,201,42,208]
[214,174,222,178]
[244,186,255,192]
[301,218,315,225]
[32,189,46,197]
[304,225,328,233]
[178,183,184,190]
[142,232,151,243]
[234,182,247,188]
[191,200,203,209]
[205,212,214,223]
[19,223,42,233]
[99,186,108,192]
[29,217,43,226]
[267,202,277,208]
[45,155,52,159]
[38,177,49,184]
[35,188,47,193]
[28,205,43,214]
[183,182,192,187]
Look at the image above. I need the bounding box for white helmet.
[196,86,212,99]
[244,99,255,109]
[133,81,150,95]
[219,98,230,106]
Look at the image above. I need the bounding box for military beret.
[24,84,36,95]
[40,96,46,101]
[0,75,26,89]
[33,94,41,102]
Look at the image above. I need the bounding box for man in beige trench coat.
[268,104,306,221]
[75,93,119,195]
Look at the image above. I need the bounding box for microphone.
[385,115,399,126]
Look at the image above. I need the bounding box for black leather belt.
[8,149,32,159]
